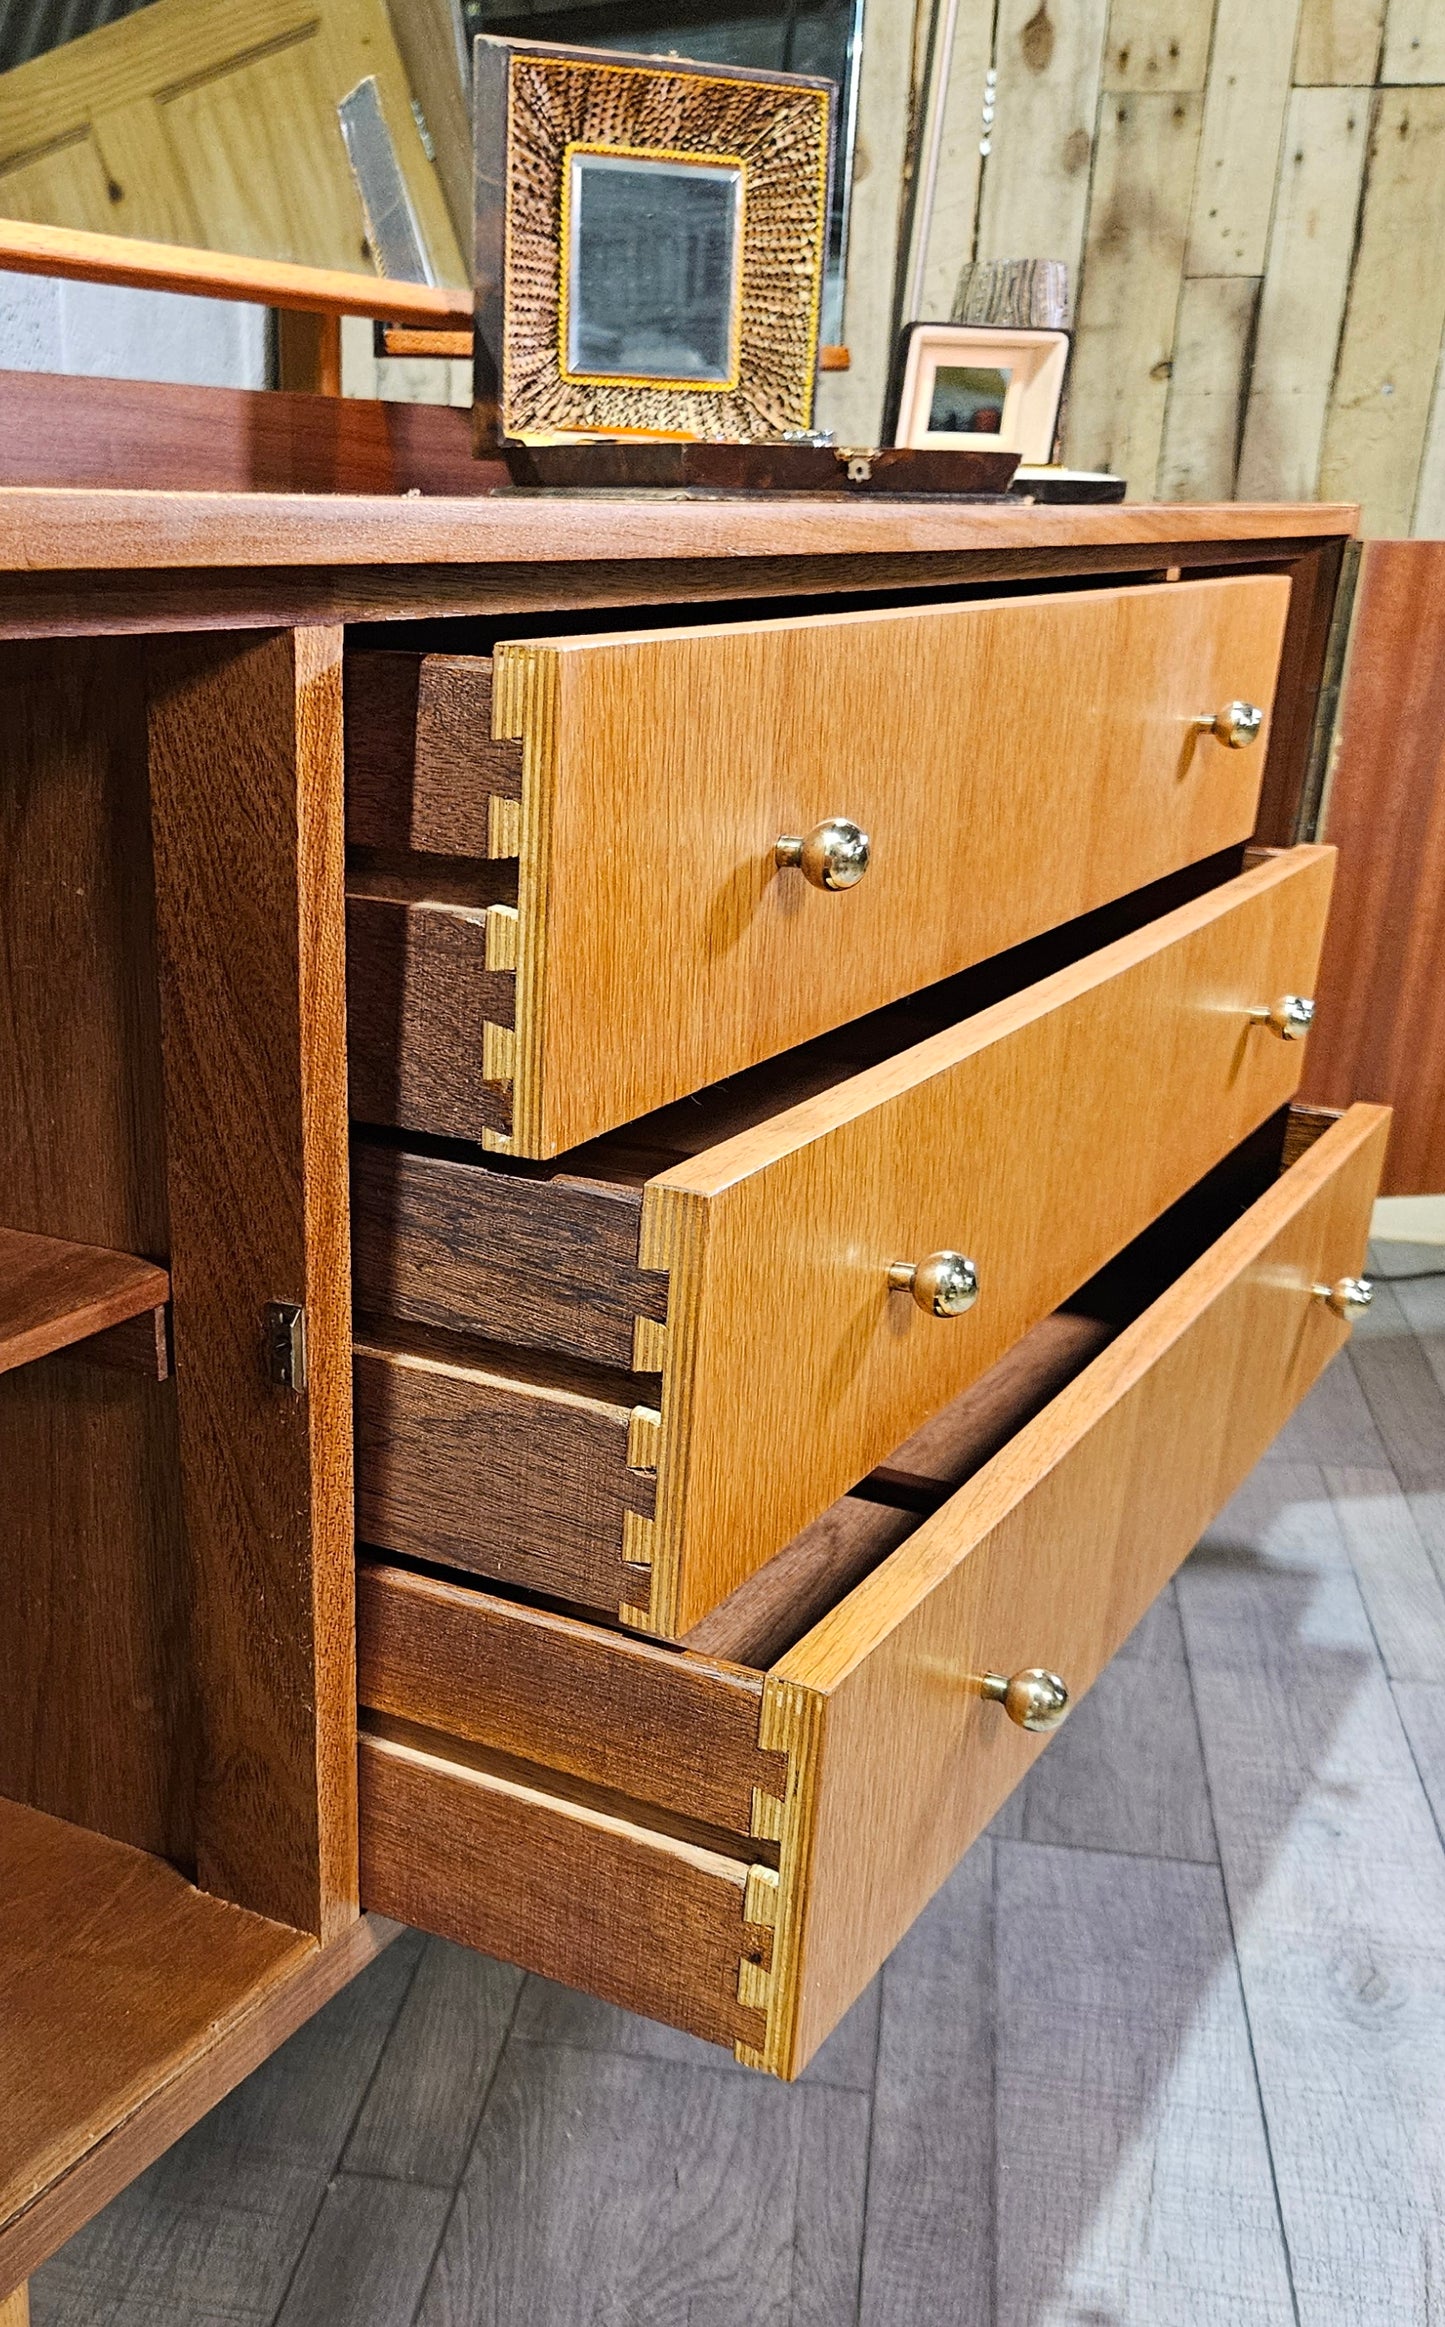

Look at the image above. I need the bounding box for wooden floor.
[31,1244,1445,2326]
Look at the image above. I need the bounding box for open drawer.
[344,572,1290,1156]
[353,845,1335,1637]
[357,1101,1389,2080]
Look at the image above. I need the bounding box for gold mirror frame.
[473,36,833,448]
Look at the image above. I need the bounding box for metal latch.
[264,1301,309,1392]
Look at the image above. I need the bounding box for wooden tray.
[494,441,1020,495]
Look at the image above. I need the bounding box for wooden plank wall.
[823,0,1445,534]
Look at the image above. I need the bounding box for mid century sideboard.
[0,479,1386,2310]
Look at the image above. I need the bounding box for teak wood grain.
[358,1722,771,2053]
[354,1337,655,1611]
[345,655,521,853]
[0,1228,168,1375]
[357,1559,784,1835]
[0,1798,395,2298]
[1301,539,1445,1192]
[350,1140,667,1375]
[148,629,356,1939]
[638,847,1335,1634]
[345,893,513,1143]
[755,1102,1389,2076]
[0,638,192,1861]
[489,574,1292,1155]
[0,491,1354,579]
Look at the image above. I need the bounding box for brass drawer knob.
[887,1250,979,1316]
[1249,993,1315,1041]
[981,1668,1071,1731]
[1315,1275,1374,1321]
[774,817,871,890]
[1195,700,1264,749]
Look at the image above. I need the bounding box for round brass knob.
[1195,701,1264,749]
[774,817,871,890]
[1249,993,1315,1041]
[1314,1275,1374,1321]
[887,1250,979,1317]
[981,1669,1071,1731]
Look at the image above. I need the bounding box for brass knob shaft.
[887,1250,980,1317]
[1249,993,1315,1041]
[775,817,871,890]
[981,1669,1071,1731]
[1315,1275,1374,1321]
[1195,701,1264,749]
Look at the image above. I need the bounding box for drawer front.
[350,576,1289,1157]
[639,845,1334,1634]
[357,1105,1389,2076]
[754,1101,1389,2075]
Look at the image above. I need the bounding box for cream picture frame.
[890,323,1069,461]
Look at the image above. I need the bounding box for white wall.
[0,267,268,386]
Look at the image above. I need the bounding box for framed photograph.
[888,324,1069,462]
[473,36,835,447]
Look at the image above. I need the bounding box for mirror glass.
[565,150,742,383]
[927,365,1010,436]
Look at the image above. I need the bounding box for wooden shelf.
[0,1798,391,2296]
[0,1227,168,1375]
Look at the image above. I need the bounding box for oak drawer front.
[647,847,1333,1632]
[357,1105,1389,2077]
[355,849,1335,1635]
[346,575,1290,1157]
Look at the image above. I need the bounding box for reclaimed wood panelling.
[913,0,995,318]
[1319,88,1445,533]
[1380,1,1445,84]
[1412,350,1445,533]
[1235,87,1371,500]
[1185,0,1302,277]
[1063,92,1202,485]
[891,0,1442,519]
[1294,0,1386,84]
[1102,0,1216,92]
[1158,275,1260,500]
[975,0,1110,290]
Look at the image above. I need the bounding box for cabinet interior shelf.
[0,1797,389,2298]
[0,1227,169,1375]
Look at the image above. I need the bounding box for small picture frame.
[888,323,1069,462]
[473,36,835,447]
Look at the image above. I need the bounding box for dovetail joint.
[627,1404,662,1470]
[737,1957,771,2012]
[621,1510,655,1569]
[485,902,520,972]
[488,794,522,859]
[749,1785,785,1844]
[744,1863,781,1928]
[482,1022,516,1083]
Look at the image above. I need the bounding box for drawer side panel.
[357,1560,786,1834]
[359,1729,770,2052]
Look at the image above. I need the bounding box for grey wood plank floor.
[32,1244,1445,2327]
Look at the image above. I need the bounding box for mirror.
[564,150,743,385]
[0,0,859,338]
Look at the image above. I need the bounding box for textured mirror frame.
[473,35,834,448]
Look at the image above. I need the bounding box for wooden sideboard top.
[0,486,1357,574]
